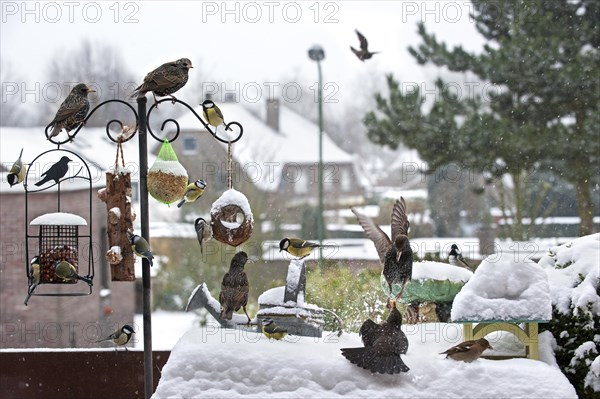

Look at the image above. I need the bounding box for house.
[0,127,146,348]
[163,96,369,223]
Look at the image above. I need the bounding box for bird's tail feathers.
[341,347,409,374]
[220,306,234,320]
[176,198,186,208]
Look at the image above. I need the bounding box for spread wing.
[390,197,410,241]
[352,208,391,264]
[359,319,379,347]
[355,29,368,51]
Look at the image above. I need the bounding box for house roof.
[169,101,359,191]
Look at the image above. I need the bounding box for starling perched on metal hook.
[34,156,72,187]
[48,83,95,139]
[341,306,409,374]
[352,197,412,302]
[131,58,193,104]
[350,29,379,61]
[219,251,251,323]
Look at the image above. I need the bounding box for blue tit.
[96,324,134,351]
[448,244,470,269]
[128,231,154,266]
[7,148,25,187]
[262,318,287,340]
[54,260,93,285]
[177,179,207,208]
[24,255,40,306]
[194,217,211,253]
[201,100,231,131]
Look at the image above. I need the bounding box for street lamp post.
[308,45,325,270]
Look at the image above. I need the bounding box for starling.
[48,83,95,139]
[340,306,410,374]
[440,338,493,362]
[352,197,413,301]
[194,217,211,254]
[448,244,471,269]
[219,251,251,323]
[34,156,72,187]
[131,58,193,104]
[279,237,328,259]
[262,318,287,340]
[350,29,379,61]
[7,148,25,187]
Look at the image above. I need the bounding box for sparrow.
[194,217,211,254]
[131,58,193,104]
[262,318,287,340]
[352,197,412,301]
[7,148,25,187]
[177,179,207,208]
[48,83,95,139]
[127,231,154,266]
[219,251,251,323]
[96,325,135,351]
[440,338,493,362]
[201,100,231,131]
[350,29,379,61]
[279,238,330,259]
[448,244,471,269]
[24,255,40,306]
[340,306,409,374]
[54,260,93,285]
[34,156,72,187]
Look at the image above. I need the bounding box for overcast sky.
[1,1,484,109]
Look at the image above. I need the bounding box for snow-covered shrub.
[539,234,600,398]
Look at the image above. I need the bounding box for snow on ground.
[152,322,576,398]
[451,251,552,321]
[133,310,201,351]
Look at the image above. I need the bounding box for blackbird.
[341,306,409,374]
[219,251,251,323]
[352,197,412,301]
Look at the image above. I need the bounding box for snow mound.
[412,260,473,283]
[538,233,600,316]
[30,212,87,226]
[451,251,552,321]
[152,324,576,398]
[210,188,253,221]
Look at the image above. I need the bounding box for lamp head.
[308,45,325,61]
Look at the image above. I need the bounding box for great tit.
[194,217,211,254]
[35,156,72,187]
[278,237,325,259]
[352,197,412,302]
[96,324,135,351]
[201,100,231,131]
[7,148,25,187]
[53,260,93,285]
[128,231,154,266]
[448,244,471,269]
[24,255,41,306]
[177,179,207,208]
[262,318,287,340]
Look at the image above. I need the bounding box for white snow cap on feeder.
[412,260,473,283]
[30,212,87,226]
[451,251,552,321]
[210,188,253,222]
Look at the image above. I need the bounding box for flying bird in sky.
[350,29,379,61]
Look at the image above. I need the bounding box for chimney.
[224,92,237,103]
[266,98,280,131]
[205,93,213,101]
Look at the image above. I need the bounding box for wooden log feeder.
[98,169,135,281]
[210,188,254,247]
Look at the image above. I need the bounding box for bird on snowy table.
[352,197,413,304]
[341,305,409,374]
[440,338,492,362]
[219,251,251,324]
[448,244,471,270]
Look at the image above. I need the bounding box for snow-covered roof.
[451,251,552,321]
[170,101,357,191]
[0,126,155,193]
[30,212,87,226]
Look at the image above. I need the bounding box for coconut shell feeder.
[210,142,253,247]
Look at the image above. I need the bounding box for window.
[182,136,198,155]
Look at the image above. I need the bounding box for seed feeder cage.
[24,148,94,305]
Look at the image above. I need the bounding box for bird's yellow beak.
[86,87,96,93]
[396,251,402,262]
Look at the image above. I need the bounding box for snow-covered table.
[451,252,552,360]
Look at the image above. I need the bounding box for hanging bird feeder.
[147,138,188,205]
[210,142,253,247]
[24,149,94,305]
